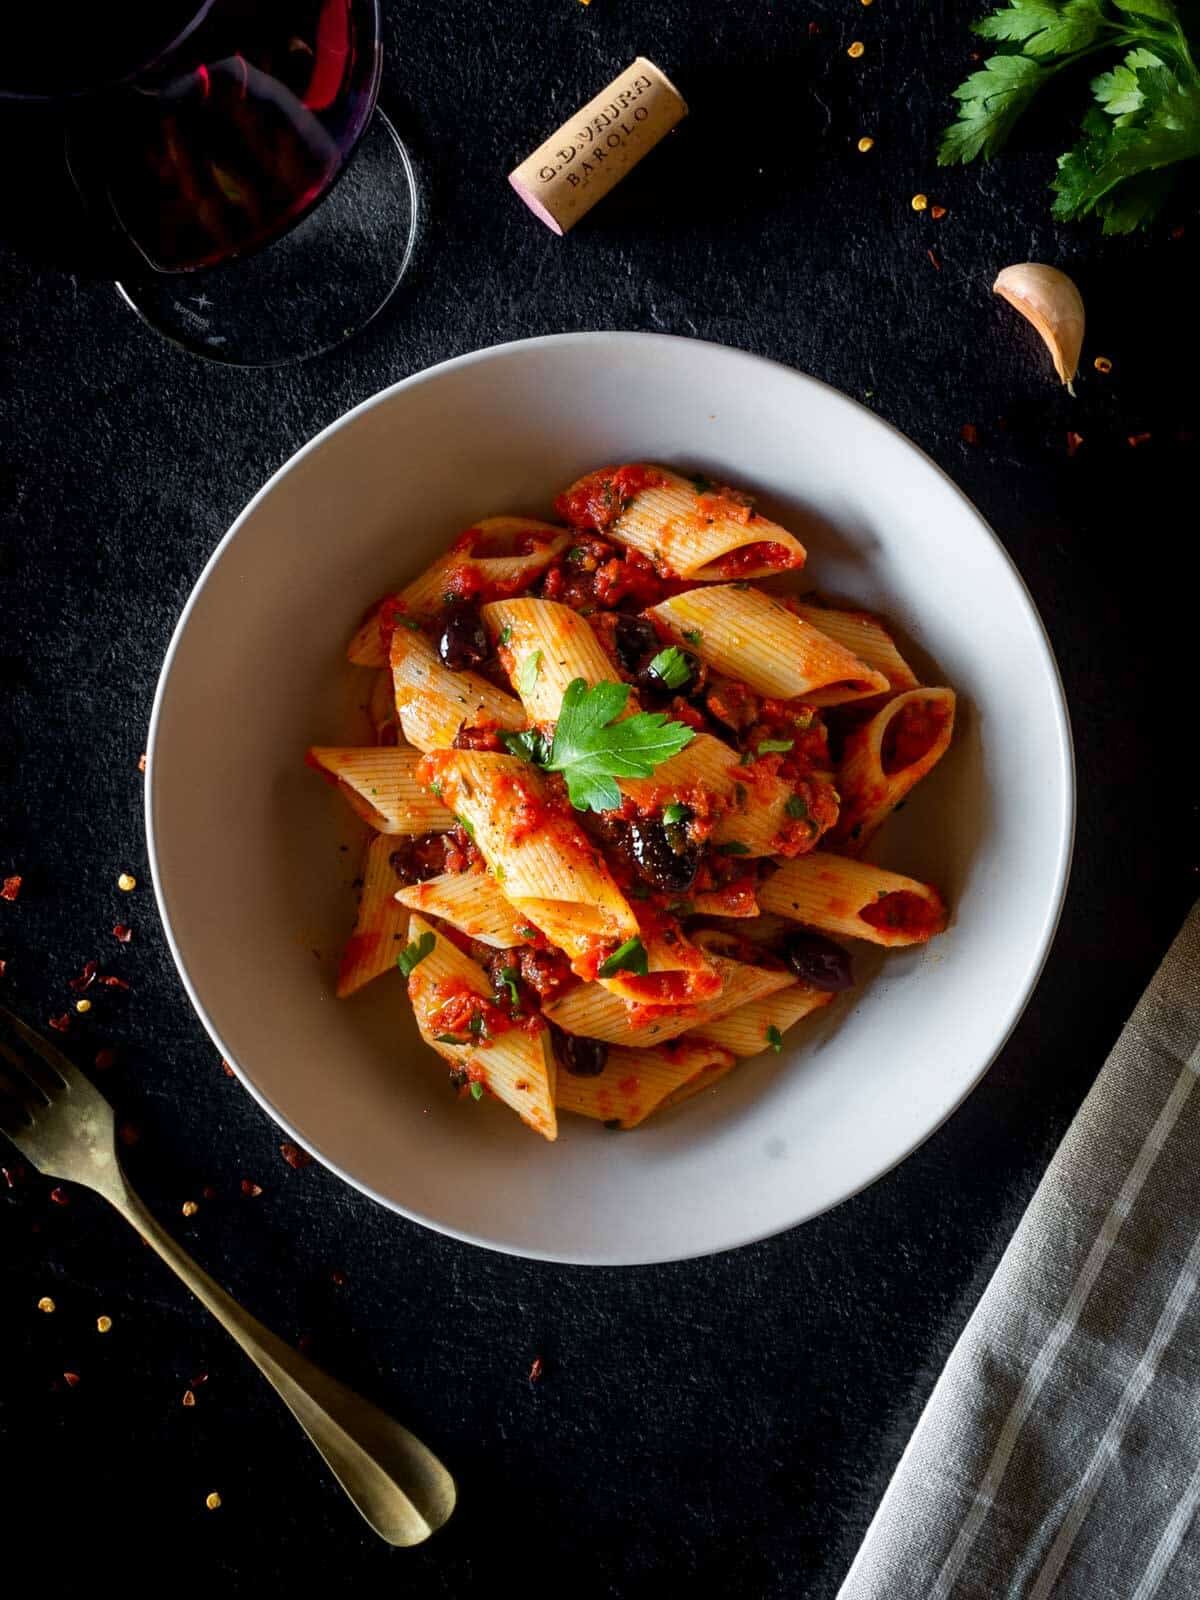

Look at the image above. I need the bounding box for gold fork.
[0,1004,456,1545]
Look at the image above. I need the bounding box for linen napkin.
[837,900,1200,1600]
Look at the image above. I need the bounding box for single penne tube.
[598,920,722,1011]
[792,602,919,704]
[544,953,794,1046]
[390,626,526,752]
[482,597,614,723]
[829,688,957,855]
[347,518,568,666]
[394,868,529,948]
[307,747,454,835]
[647,586,890,701]
[683,983,834,1058]
[419,751,638,964]
[558,464,807,581]
[555,1041,736,1129]
[656,1053,739,1111]
[368,667,399,741]
[757,854,947,947]
[336,833,413,997]
[404,914,556,1140]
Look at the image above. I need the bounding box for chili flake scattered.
[529,1356,545,1383]
[847,40,865,58]
[960,424,979,445]
[927,248,942,271]
[240,1179,263,1198]
[220,1059,235,1078]
[137,753,147,773]
[930,204,947,219]
[96,1315,112,1334]
[331,1268,348,1286]
[205,1492,222,1511]
[117,873,136,892]
[911,193,929,211]
[182,1389,196,1408]
[48,1013,70,1032]
[0,958,6,976]
[94,1048,117,1070]
[181,1200,199,1218]
[280,1142,313,1171]
[37,1296,56,1314]
[1127,432,1152,448]
[1,875,21,902]
[49,1186,70,1205]
[1093,355,1113,374]
[112,923,133,943]
[191,1371,209,1386]
[1066,431,1085,457]
[201,1184,217,1201]
[63,1371,81,1388]
[857,136,875,153]
[75,999,92,1014]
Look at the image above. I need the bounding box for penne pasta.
[336,833,413,997]
[390,626,526,752]
[829,687,957,855]
[419,750,638,964]
[544,953,794,1047]
[482,597,613,723]
[647,586,890,702]
[404,915,557,1140]
[394,868,530,948]
[348,518,568,666]
[558,464,807,581]
[368,667,399,741]
[555,1041,736,1129]
[684,983,834,1057]
[792,602,919,704]
[757,853,947,947]
[656,1053,739,1111]
[307,747,454,835]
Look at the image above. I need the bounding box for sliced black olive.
[388,833,447,885]
[782,932,853,991]
[447,1065,470,1091]
[550,1024,609,1077]
[628,817,701,894]
[612,614,660,673]
[437,603,490,671]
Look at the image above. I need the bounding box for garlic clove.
[993,263,1085,395]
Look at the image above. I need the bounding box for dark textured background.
[1,2,1195,1594]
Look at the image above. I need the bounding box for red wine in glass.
[3,1,418,365]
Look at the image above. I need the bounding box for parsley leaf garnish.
[470,1082,484,1100]
[455,813,476,840]
[598,935,649,977]
[766,1024,784,1053]
[542,678,695,813]
[940,0,1200,232]
[434,1032,466,1045]
[757,738,794,756]
[503,727,551,765]
[646,646,693,691]
[662,801,689,825]
[497,966,521,1006]
[499,624,513,646]
[397,931,435,977]
[785,794,811,820]
[681,629,703,646]
[717,841,751,855]
[516,650,542,697]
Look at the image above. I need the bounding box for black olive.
[550,1024,609,1077]
[388,833,446,885]
[628,817,701,894]
[437,603,490,671]
[613,614,660,673]
[447,1066,470,1091]
[782,932,853,991]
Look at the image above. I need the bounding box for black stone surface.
[0,2,1195,1594]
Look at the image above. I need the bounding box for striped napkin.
[838,901,1200,1600]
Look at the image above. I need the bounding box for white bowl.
[147,332,1073,1265]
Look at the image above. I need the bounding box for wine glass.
[0,2,418,366]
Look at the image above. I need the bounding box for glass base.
[112,109,418,367]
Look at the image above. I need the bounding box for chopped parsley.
[467,1012,486,1036]
[455,813,476,839]
[470,1082,484,1100]
[434,1033,465,1045]
[757,738,794,756]
[734,783,748,807]
[681,629,703,646]
[516,649,543,697]
[785,794,810,820]
[766,1025,784,1053]
[503,727,551,765]
[397,931,435,977]
[662,801,689,826]
[598,935,649,977]
[717,841,751,856]
[646,646,693,691]
[497,966,521,1007]
[498,624,513,646]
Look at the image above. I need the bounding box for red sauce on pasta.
[859,890,946,941]
[555,465,668,532]
[881,697,952,775]
[707,539,799,579]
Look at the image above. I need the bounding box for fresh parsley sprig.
[941,0,1200,232]
[505,678,695,813]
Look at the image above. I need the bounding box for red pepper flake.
[220,1059,235,1078]
[2,1163,26,1189]
[112,924,133,944]
[190,1371,209,1388]
[0,958,6,976]
[182,1389,196,1408]
[63,1371,81,1388]
[118,1122,140,1147]
[48,1013,71,1033]
[1127,431,1152,449]
[960,424,979,446]
[1066,431,1085,457]
[279,1142,312,1171]
[529,1356,545,1383]
[330,1268,347,1287]
[93,1048,117,1071]
[98,974,130,990]
[807,20,821,35]
[201,1184,218,1201]
[137,753,147,773]
[68,960,99,993]
[239,1179,263,1198]
[930,204,947,220]
[2,875,22,902]
[49,1185,70,1206]
[927,248,942,272]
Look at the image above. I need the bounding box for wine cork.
[509,57,687,235]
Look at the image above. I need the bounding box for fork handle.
[107,1181,456,1545]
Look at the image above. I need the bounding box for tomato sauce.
[859,890,946,941]
[555,465,668,532]
[881,697,952,775]
[430,981,532,1041]
[708,539,800,580]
